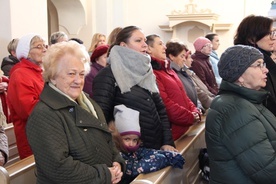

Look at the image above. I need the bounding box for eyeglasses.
[31,44,48,50]
[269,30,276,39]
[250,62,266,69]
[203,43,213,48]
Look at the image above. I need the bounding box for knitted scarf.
[109,46,159,94]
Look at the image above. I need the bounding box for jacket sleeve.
[192,61,217,95]
[152,92,175,147]
[7,71,42,121]
[0,126,8,165]
[26,108,113,184]
[92,67,116,123]
[123,148,172,177]
[207,106,276,184]
[155,74,197,127]
[192,74,214,109]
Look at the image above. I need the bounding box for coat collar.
[192,51,210,60]
[150,56,170,70]
[219,80,269,104]
[39,83,109,132]
[9,58,42,76]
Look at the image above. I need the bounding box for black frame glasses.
[269,30,276,39]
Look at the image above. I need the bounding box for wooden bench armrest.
[5,155,35,179]
[0,165,10,184]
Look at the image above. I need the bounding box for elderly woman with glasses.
[234,15,276,117]
[190,37,218,95]
[7,34,47,159]
[205,45,276,184]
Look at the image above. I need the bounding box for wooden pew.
[0,124,36,184]
[131,117,206,184]
[0,119,205,184]
[4,123,20,166]
[0,155,36,184]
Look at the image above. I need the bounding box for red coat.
[0,76,10,123]
[151,57,200,140]
[7,59,44,159]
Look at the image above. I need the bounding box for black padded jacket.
[92,66,175,150]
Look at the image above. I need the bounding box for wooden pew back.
[0,155,36,184]
[4,123,20,166]
[0,124,36,184]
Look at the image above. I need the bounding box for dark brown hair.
[108,26,141,56]
[205,33,218,42]
[234,15,273,47]
[166,41,188,59]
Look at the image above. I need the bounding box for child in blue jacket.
[110,104,185,183]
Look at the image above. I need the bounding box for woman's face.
[120,29,148,55]
[28,41,47,65]
[201,43,213,56]
[148,37,167,60]
[121,134,139,147]
[211,35,220,50]
[96,53,108,67]
[51,54,85,100]
[256,29,276,52]
[184,53,193,68]
[170,50,186,68]
[97,36,106,47]
[239,59,268,90]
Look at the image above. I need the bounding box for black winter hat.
[218,45,264,82]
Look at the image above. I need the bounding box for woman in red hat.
[83,44,109,98]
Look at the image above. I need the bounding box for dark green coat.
[27,83,125,184]
[206,80,276,184]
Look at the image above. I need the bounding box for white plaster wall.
[119,0,272,55]
[0,0,273,61]
[0,1,12,63]
[0,0,48,63]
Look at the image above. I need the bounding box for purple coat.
[83,62,104,98]
[191,51,218,95]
